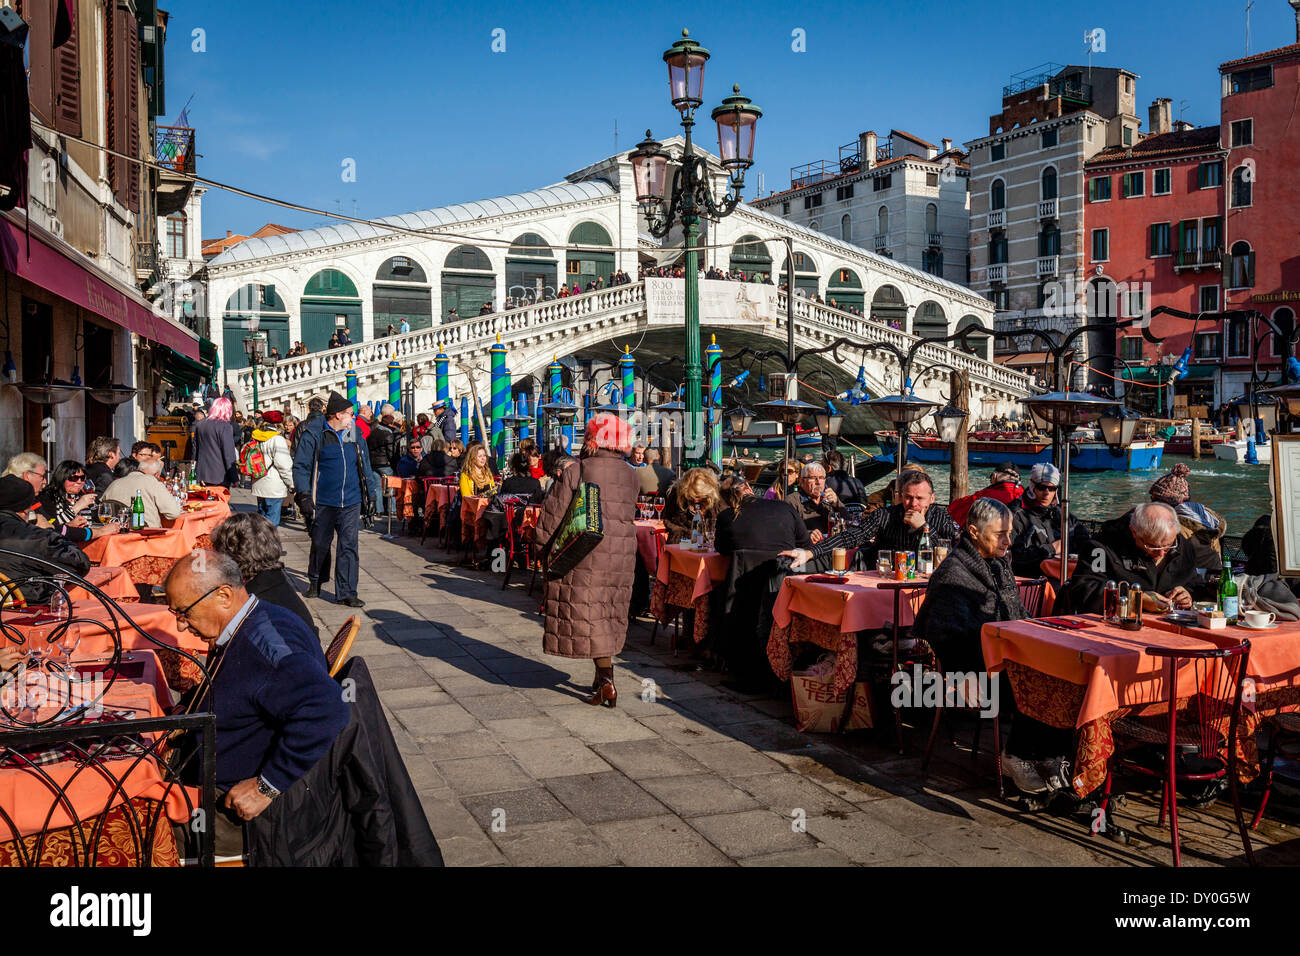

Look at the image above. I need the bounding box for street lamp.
[629,28,762,468]
[242,316,267,412]
[1098,404,1142,453]
[725,404,755,436]
[814,402,844,439]
[933,402,968,444]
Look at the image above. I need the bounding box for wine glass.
[96,502,114,526]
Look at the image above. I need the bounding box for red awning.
[0,212,200,360]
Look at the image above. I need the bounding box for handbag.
[545,480,604,580]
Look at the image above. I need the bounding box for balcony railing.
[1036,255,1060,278]
[1038,198,1058,219]
[987,263,1008,283]
[926,231,943,247]
[873,233,890,253]
[155,126,196,176]
[1173,246,1223,271]
[987,209,1006,229]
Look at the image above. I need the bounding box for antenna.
[1179,99,1190,122]
[614,119,619,154]
[1246,0,1256,54]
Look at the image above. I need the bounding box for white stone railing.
[235,278,1031,407]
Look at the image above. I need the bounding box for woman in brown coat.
[536,412,641,707]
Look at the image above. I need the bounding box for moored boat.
[1213,439,1273,464]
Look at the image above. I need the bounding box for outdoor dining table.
[422,480,458,539]
[462,494,492,547]
[67,567,138,604]
[164,500,232,550]
[634,519,667,571]
[650,542,729,643]
[82,528,194,587]
[768,572,1057,696]
[384,476,421,520]
[979,613,1300,797]
[0,647,195,865]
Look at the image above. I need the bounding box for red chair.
[1249,711,1300,829]
[1098,639,1253,867]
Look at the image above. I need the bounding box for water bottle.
[1219,559,1238,625]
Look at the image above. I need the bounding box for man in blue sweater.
[164,551,348,856]
[292,391,373,607]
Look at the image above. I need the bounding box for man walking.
[431,398,458,444]
[292,391,374,607]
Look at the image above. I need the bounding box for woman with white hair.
[1059,500,1219,614]
[194,396,238,487]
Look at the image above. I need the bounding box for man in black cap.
[291,392,374,607]
[431,398,458,445]
[0,474,91,604]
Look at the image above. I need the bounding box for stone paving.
[257,494,1300,867]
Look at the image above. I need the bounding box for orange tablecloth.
[654,544,729,602]
[384,476,420,520]
[67,567,137,604]
[164,501,231,549]
[635,520,667,570]
[83,530,193,586]
[461,494,491,546]
[0,650,195,843]
[189,487,230,503]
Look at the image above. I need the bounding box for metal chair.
[1249,710,1300,829]
[1099,638,1254,867]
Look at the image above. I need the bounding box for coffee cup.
[1244,609,1276,628]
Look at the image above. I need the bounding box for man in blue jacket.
[163,551,349,858]
[292,391,373,607]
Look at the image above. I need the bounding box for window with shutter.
[124,5,140,214]
[106,3,141,213]
[25,0,54,125]
[53,1,81,136]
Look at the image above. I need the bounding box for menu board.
[1271,435,1300,577]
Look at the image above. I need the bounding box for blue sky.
[166,0,1296,240]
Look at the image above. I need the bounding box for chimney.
[1291,0,1300,42]
[859,130,877,169]
[1148,98,1172,136]
[225,230,232,238]
[941,138,952,153]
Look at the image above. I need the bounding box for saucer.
[1236,620,1279,630]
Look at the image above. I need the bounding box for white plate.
[1236,620,1279,630]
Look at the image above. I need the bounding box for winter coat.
[102,472,184,528]
[291,415,373,509]
[912,535,1025,673]
[366,422,400,471]
[245,656,443,866]
[1174,502,1226,558]
[434,409,458,444]
[1058,509,1220,614]
[250,428,294,499]
[535,449,641,659]
[0,510,92,604]
[1009,496,1091,578]
[193,416,237,485]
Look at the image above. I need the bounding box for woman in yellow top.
[459,442,498,497]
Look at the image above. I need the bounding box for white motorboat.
[1213,439,1273,464]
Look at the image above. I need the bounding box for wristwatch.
[256,776,281,799]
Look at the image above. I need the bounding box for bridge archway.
[567,222,614,289]
[442,245,496,320]
[224,283,289,370]
[870,284,907,330]
[827,266,863,313]
[778,249,820,297]
[506,232,558,306]
[914,300,947,341]
[301,268,362,353]
[729,234,772,279]
[373,255,432,337]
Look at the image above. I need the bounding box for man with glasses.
[791,462,845,541]
[162,551,348,857]
[1060,501,1218,614]
[1009,462,1090,578]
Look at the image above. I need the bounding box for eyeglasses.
[1033,483,1057,493]
[169,584,225,624]
[1140,541,1178,556]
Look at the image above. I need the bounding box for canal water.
[776,440,1275,532]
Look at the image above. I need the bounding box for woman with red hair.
[536,412,641,707]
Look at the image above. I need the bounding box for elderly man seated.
[103,456,183,527]
[163,551,349,859]
[783,469,959,571]
[1008,463,1090,578]
[791,462,845,541]
[1060,501,1219,613]
[0,475,91,604]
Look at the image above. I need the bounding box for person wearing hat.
[1149,462,1225,557]
[947,462,1025,527]
[249,410,295,527]
[0,474,91,604]
[1008,462,1090,578]
[291,392,374,607]
[431,397,458,445]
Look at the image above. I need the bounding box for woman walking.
[535,413,640,707]
[249,411,294,525]
[194,397,238,487]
